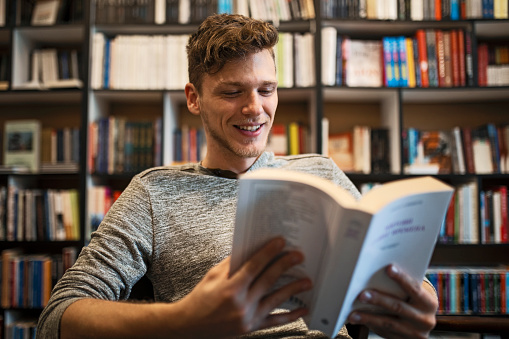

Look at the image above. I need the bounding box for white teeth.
[238,125,261,131]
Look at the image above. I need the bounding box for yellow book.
[288,122,300,155]
[406,37,416,88]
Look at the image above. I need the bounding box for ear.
[185,83,200,116]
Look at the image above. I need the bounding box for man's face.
[188,49,278,165]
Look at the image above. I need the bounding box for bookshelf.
[1,0,509,338]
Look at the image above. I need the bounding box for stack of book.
[322,0,508,20]
[2,187,80,242]
[404,124,509,175]
[1,247,78,309]
[426,267,509,315]
[94,0,315,25]
[89,117,162,174]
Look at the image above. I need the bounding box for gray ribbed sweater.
[37,152,361,339]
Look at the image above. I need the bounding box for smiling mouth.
[236,125,262,132]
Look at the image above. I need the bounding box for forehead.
[204,50,277,86]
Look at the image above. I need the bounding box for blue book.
[412,38,422,87]
[335,35,343,86]
[382,37,398,87]
[463,271,470,313]
[450,0,460,19]
[397,36,408,87]
[103,38,111,89]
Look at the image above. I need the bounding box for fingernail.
[389,264,399,276]
[291,252,303,264]
[360,291,372,303]
[349,312,361,323]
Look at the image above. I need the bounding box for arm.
[347,264,438,339]
[60,238,312,339]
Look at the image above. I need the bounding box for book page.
[334,188,453,328]
[230,177,344,310]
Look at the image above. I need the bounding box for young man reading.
[37,14,438,339]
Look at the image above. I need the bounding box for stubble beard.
[201,110,267,159]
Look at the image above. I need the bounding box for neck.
[201,152,262,174]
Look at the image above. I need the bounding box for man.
[37,14,438,339]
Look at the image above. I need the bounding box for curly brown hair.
[186,14,279,93]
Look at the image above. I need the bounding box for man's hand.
[347,264,438,339]
[173,237,312,338]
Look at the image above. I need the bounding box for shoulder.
[258,152,361,199]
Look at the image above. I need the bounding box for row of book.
[89,117,162,175]
[324,123,391,175]
[15,48,83,90]
[91,33,189,90]
[426,267,509,315]
[1,247,77,309]
[88,185,122,236]
[2,120,79,174]
[439,182,480,244]
[91,31,315,90]
[41,127,81,171]
[3,320,37,339]
[404,124,509,175]
[94,0,315,25]
[17,0,84,26]
[481,186,509,244]
[266,122,310,156]
[173,126,207,163]
[0,187,80,242]
[322,0,509,20]
[322,27,478,88]
[478,43,509,87]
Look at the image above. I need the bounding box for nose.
[241,91,264,116]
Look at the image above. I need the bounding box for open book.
[230,169,454,338]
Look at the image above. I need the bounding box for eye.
[222,91,241,97]
[259,87,276,96]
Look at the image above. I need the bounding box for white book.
[234,0,250,17]
[452,127,466,174]
[345,40,383,87]
[178,0,191,24]
[321,27,337,87]
[386,0,398,19]
[231,170,453,338]
[321,117,329,156]
[410,0,424,20]
[493,190,502,243]
[155,0,166,24]
[91,33,105,89]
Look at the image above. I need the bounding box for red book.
[462,127,475,174]
[446,191,456,242]
[435,0,442,20]
[458,29,466,86]
[478,43,489,87]
[460,0,467,19]
[451,30,460,87]
[498,186,508,243]
[416,29,429,88]
[436,30,446,87]
[480,272,486,313]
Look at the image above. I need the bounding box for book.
[31,0,60,26]
[3,120,41,172]
[230,170,454,337]
[328,132,354,172]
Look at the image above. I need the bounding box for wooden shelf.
[435,315,509,337]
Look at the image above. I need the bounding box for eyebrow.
[219,80,278,87]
